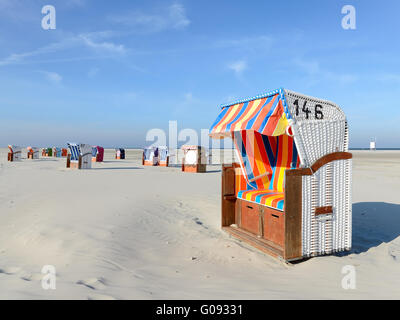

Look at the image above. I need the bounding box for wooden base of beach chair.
[159,156,169,167]
[182,163,206,173]
[67,154,82,169]
[221,152,352,261]
[221,164,302,261]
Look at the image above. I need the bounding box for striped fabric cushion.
[237,189,285,211]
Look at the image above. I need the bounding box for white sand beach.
[0,149,400,299]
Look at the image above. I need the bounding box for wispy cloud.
[79,32,126,54]
[228,60,247,76]
[377,73,400,83]
[65,0,87,7]
[109,2,190,33]
[44,71,63,83]
[0,31,126,67]
[37,71,63,84]
[88,67,99,78]
[293,58,358,85]
[216,35,273,51]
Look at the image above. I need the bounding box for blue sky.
[0,0,399,148]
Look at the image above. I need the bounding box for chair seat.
[237,189,285,211]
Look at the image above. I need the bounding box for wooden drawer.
[263,209,285,247]
[240,201,261,236]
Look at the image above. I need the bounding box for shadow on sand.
[343,202,400,255]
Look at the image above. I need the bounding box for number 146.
[293,99,324,120]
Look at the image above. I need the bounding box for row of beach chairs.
[9,144,209,173]
[142,145,210,173]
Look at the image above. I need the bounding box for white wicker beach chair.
[209,88,352,261]
[66,143,92,169]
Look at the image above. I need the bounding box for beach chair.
[181,145,207,173]
[92,146,104,162]
[47,147,53,157]
[27,147,39,159]
[8,145,22,162]
[142,146,168,166]
[61,148,68,157]
[115,148,125,160]
[142,147,156,166]
[209,88,352,261]
[66,143,92,169]
[53,147,62,157]
[158,146,169,167]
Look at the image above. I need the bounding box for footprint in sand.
[20,273,44,282]
[76,277,107,290]
[0,267,22,275]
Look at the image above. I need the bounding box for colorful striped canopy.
[209,89,291,139]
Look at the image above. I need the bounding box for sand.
[0,148,400,299]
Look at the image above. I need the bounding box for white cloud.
[293,58,358,85]
[65,0,86,7]
[41,71,63,83]
[88,67,99,78]
[216,35,273,51]
[79,33,126,54]
[109,2,190,33]
[377,73,400,83]
[228,60,247,75]
[184,92,193,101]
[0,31,126,67]
[169,3,190,29]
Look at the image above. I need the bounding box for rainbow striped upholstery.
[237,190,285,211]
[234,131,300,211]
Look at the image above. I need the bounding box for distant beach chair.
[209,88,352,261]
[142,146,169,166]
[47,147,53,157]
[61,148,68,157]
[27,147,39,159]
[181,145,207,173]
[158,146,169,167]
[142,146,156,166]
[53,147,62,157]
[66,143,92,169]
[92,146,104,162]
[8,145,22,162]
[115,148,125,160]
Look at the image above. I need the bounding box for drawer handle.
[315,206,333,215]
[246,205,254,210]
[271,214,279,218]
